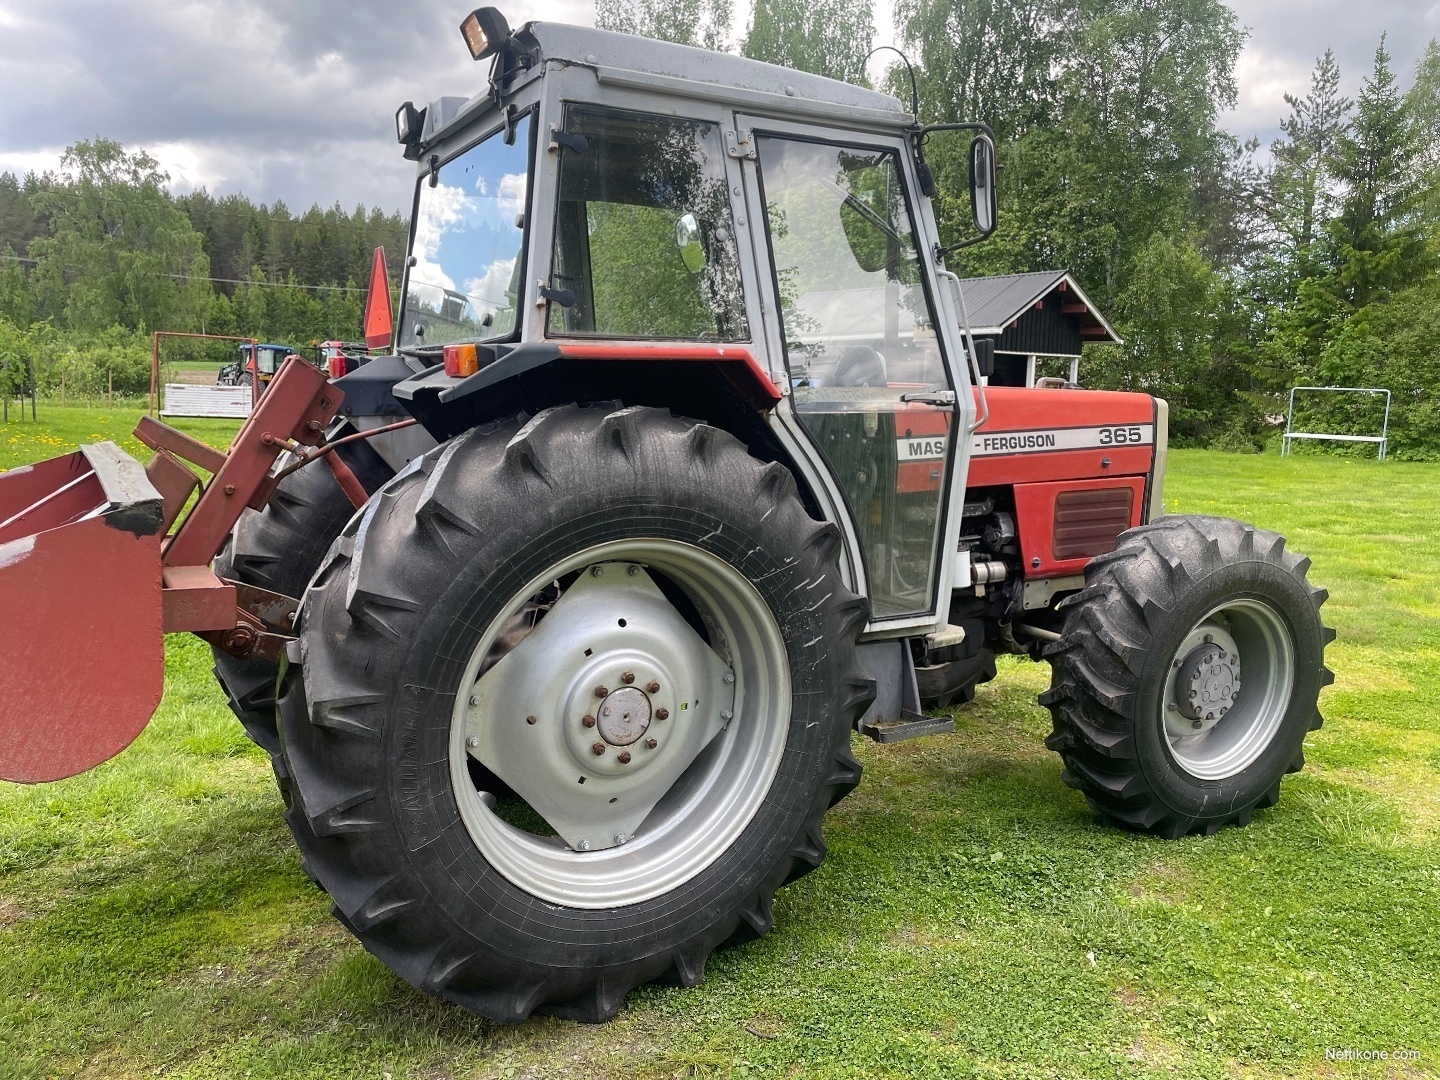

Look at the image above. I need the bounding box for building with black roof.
[955,270,1121,387]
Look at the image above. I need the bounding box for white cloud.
[407,180,469,307]
[496,172,527,217]
[463,257,518,311]
[0,0,593,210]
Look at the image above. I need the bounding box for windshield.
[399,112,532,349]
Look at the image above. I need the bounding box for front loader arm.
[0,357,341,783]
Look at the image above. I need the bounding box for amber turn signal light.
[443,343,480,378]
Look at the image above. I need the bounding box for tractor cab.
[389,18,1001,632]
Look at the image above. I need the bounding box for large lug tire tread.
[276,404,872,1023]
[1040,514,1334,839]
[211,438,392,755]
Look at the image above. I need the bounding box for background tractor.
[0,10,1331,1025]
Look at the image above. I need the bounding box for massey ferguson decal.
[896,434,947,461]
[972,423,1154,457]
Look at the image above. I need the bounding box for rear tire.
[1040,515,1333,838]
[278,405,872,1022]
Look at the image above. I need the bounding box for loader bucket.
[0,443,166,783]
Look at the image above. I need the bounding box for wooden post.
[108,370,114,408]
[29,355,36,420]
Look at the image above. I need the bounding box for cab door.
[736,117,963,625]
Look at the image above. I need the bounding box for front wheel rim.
[448,538,791,909]
[1161,598,1295,781]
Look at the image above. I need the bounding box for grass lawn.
[1,407,1437,1079]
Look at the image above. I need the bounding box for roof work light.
[460,8,511,60]
[395,101,427,161]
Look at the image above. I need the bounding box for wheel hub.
[1160,603,1295,780]
[1174,641,1241,732]
[597,686,652,746]
[461,561,735,852]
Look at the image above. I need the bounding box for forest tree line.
[4,0,1440,455]
[0,139,408,399]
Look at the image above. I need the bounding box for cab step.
[860,711,956,744]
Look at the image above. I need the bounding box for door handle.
[898,390,956,407]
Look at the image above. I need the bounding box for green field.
[1,407,1437,1079]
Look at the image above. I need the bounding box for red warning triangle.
[363,246,394,351]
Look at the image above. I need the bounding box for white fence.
[1281,386,1391,461]
[160,384,253,419]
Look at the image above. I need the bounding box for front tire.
[1041,515,1333,838]
[278,405,872,1022]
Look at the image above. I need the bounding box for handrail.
[936,268,989,434]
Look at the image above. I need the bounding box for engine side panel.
[966,386,1155,487]
[965,386,1157,579]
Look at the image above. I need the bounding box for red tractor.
[0,11,1331,1024]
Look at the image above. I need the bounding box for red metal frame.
[0,356,345,782]
[162,358,340,569]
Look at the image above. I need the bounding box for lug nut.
[720,708,733,720]
[594,685,609,698]
[655,708,669,720]
[723,672,735,684]
[621,671,635,684]
[466,735,479,748]
[1192,719,1204,730]
[617,751,632,764]
[582,714,597,728]
[591,565,604,578]
[646,681,660,693]
[627,564,641,576]
[525,715,537,725]
[592,743,606,756]
[645,738,658,749]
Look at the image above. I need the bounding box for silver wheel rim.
[1162,598,1295,781]
[448,539,791,909]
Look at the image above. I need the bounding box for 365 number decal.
[1099,426,1145,445]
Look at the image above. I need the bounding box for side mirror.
[969,135,997,236]
[972,337,995,379]
[674,213,706,274]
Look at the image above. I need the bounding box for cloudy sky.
[1,0,1436,216]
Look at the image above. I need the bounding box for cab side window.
[548,107,749,341]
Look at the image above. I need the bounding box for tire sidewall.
[1129,559,1324,816]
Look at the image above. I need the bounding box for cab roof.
[420,21,912,149]
[521,22,907,117]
